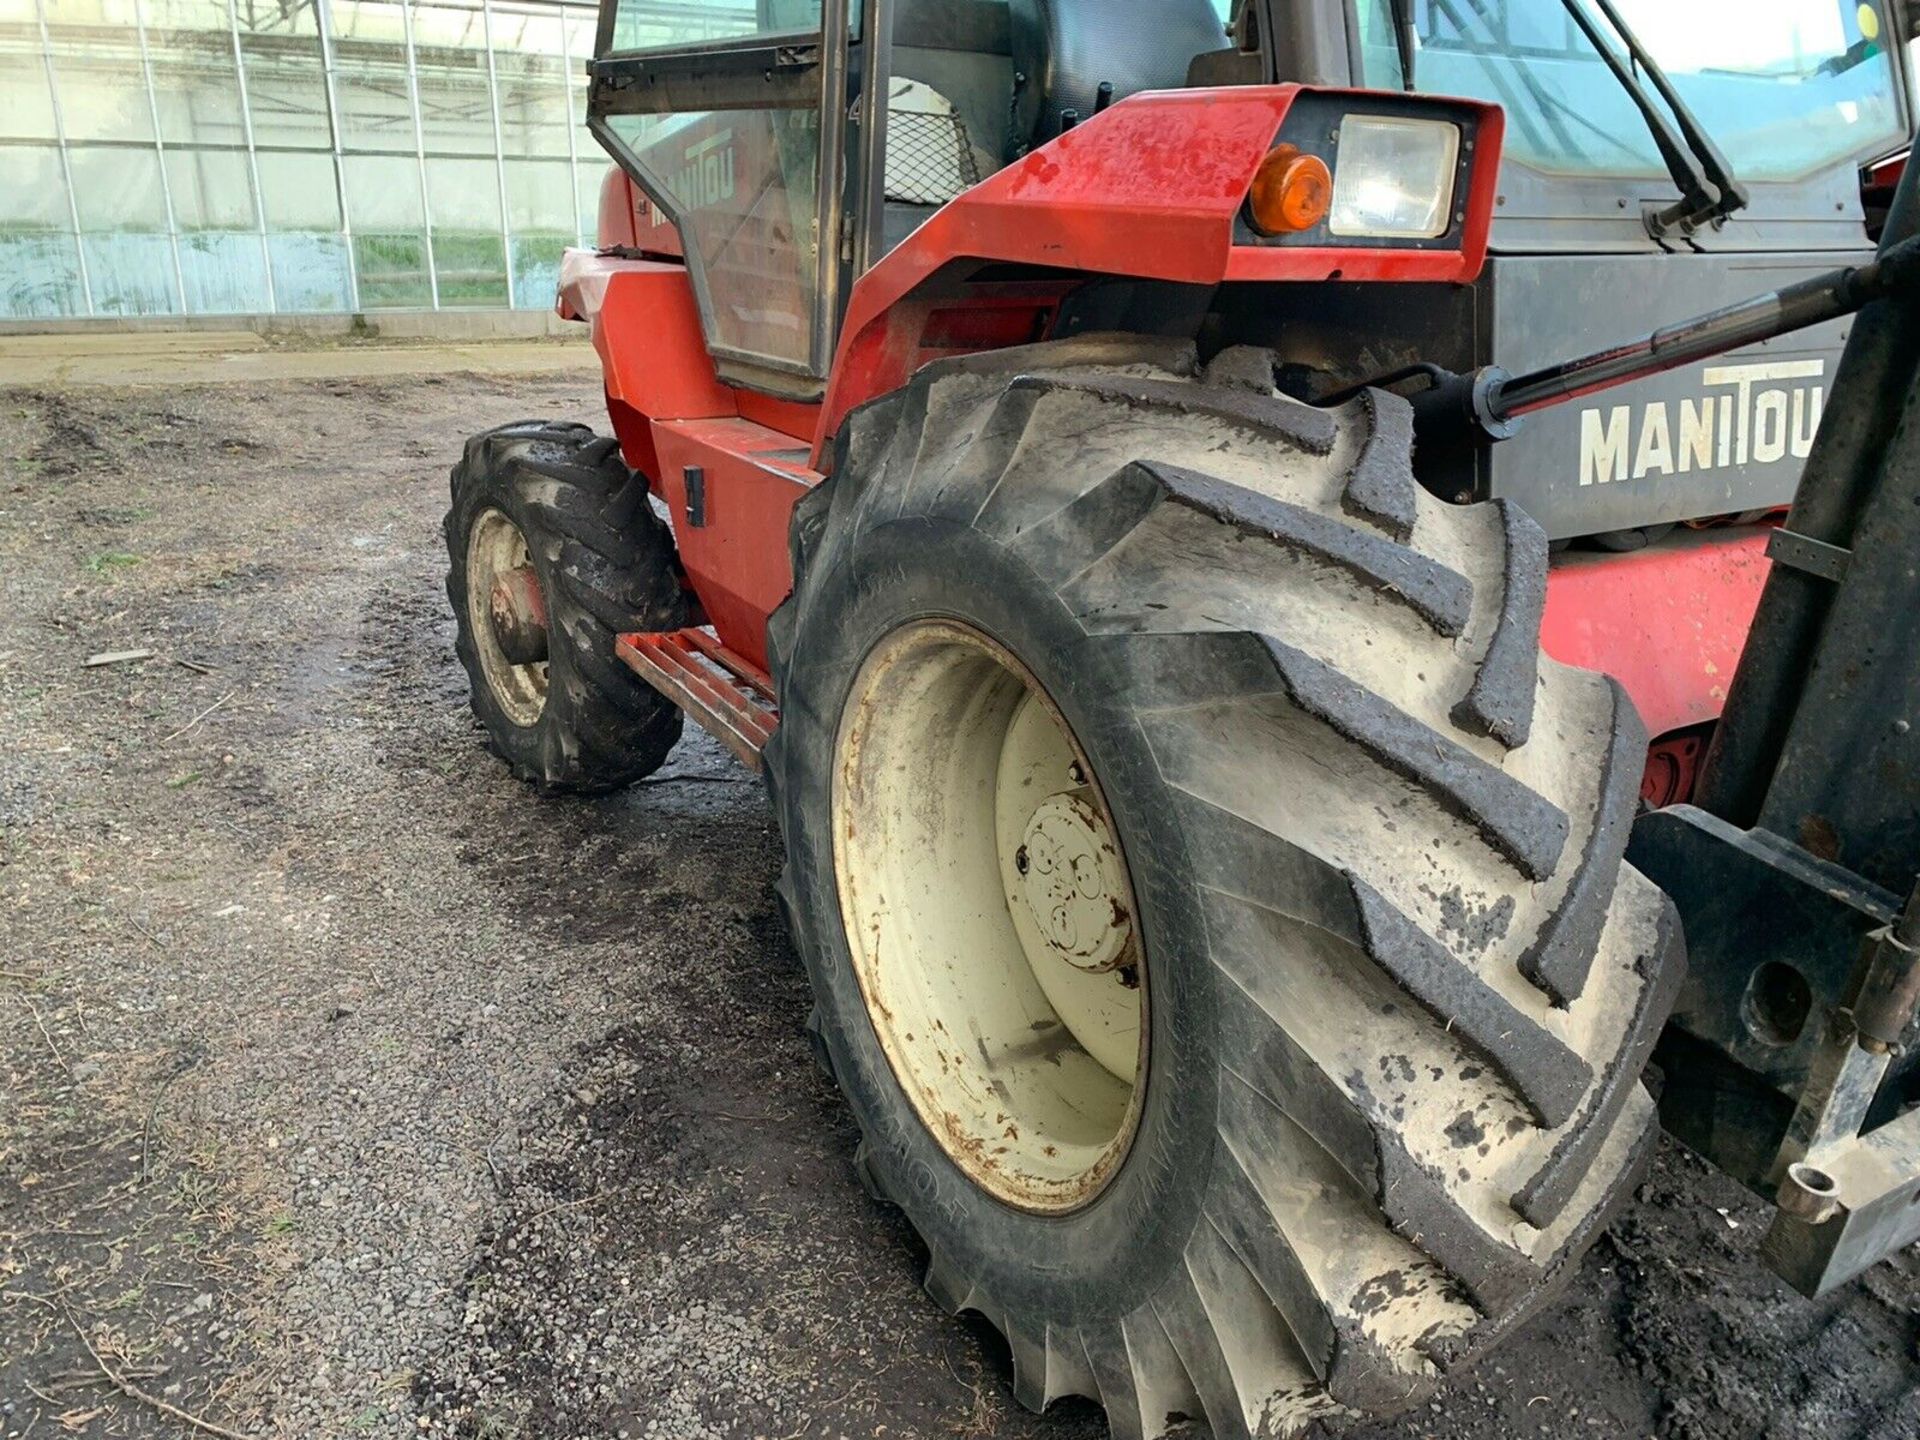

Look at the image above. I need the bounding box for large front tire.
[764,338,1683,1438]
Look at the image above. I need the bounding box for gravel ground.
[2,367,1918,1440]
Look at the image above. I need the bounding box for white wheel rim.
[465,508,549,728]
[832,621,1147,1214]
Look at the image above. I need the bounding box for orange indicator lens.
[1247,145,1334,235]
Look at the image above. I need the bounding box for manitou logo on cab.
[1577,359,1827,487]
[638,131,737,231]
[670,131,736,209]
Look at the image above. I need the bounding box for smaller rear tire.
[445,421,686,793]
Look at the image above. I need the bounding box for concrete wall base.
[0,309,583,343]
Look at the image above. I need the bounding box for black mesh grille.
[885,108,983,206]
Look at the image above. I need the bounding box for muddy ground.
[2,365,1917,1440]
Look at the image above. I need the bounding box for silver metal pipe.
[480,0,517,306]
[33,0,95,315]
[312,0,362,311]
[559,0,584,246]
[225,0,279,312]
[401,0,442,309]
[133,0,192,313]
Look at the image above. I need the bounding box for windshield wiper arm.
[1387,0,1418,90]
[1560,0,1749,237]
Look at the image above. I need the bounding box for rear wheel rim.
[465,508,549,728]
[832,620,1148,1214]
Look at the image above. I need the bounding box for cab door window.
[595,0,850,378]
[606,107,822,370]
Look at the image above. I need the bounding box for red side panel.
[649,416,821,668]
[1542,528,1773,740]
[559,250,734,423]
[558,249,737,483]
[629,179,686,260]
[815,285,1071,463]
[736,389,822,443]
[1866,150,1908,193]
[591,148,685,258]
[595,166,639,250]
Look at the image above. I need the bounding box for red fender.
[816,85,1503,456]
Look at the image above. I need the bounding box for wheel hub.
[488,564,549,666]
[833,620,1147,1214]
[464,508,549,728]
[1017,793,1132,972]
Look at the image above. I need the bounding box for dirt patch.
[1,1037,269,1439]
[3,374,1918,1439]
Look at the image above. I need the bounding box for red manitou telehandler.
[441,0,1920,1433]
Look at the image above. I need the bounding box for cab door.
[587,0,878,395]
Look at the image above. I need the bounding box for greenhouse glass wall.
[0,0,647,319]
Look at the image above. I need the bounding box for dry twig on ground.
[62,1308,251,1440]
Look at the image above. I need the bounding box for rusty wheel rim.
[831,620,1148,1214]
[466,508,549,728]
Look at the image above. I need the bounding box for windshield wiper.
[1560,0,1749,237]
[1387,0,1418,90]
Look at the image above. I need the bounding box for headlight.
[1330,116,1461,240]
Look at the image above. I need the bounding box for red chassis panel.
[649,417,818,671]
[1542,527,1772,739]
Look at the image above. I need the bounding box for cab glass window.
[1356,0,1906,184]
[608,0,849,52]
[599,0,845,373]
[608,109,821,369]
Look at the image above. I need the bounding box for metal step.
[616,627,778,771]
